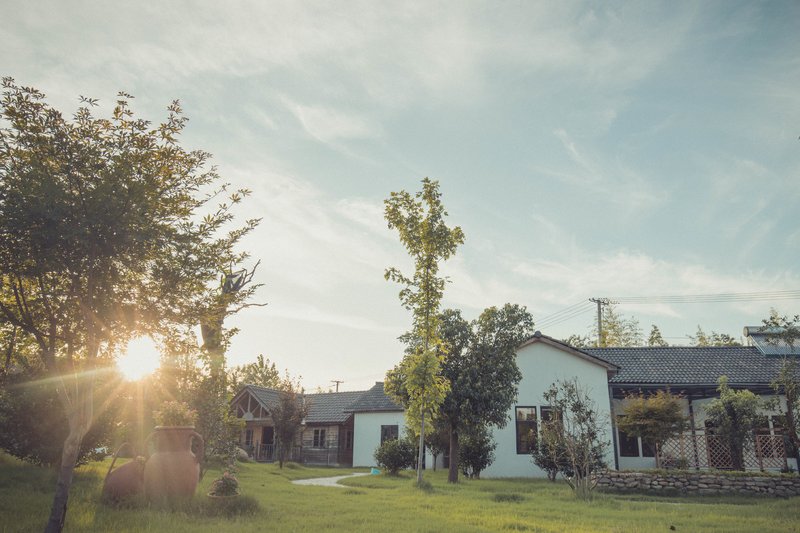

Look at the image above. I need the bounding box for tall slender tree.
[0,79,259,531]
[384,178,464,485]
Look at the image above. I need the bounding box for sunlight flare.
[118,336,161,381]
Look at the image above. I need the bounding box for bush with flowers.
[208,468,239,497]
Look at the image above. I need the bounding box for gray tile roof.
[584,346,798,386]
[241,385,370,425]
[247,385,282,409]
[304,391,366,424]
[344,382,404,413]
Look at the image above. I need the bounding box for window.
[641,440,656,457]
[516,407,537,454]
[313,428,326,448]
[244,429,253,447]
[345,430,354,450]
[616,416,655,458]
[617,416,639,457]
[540,406,557,423]
[381,425,399,444]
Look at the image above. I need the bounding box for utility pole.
[331,380,344,393]
[589,298,614,347]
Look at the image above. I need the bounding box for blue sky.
[3,1,799,391]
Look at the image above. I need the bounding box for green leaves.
[384,178,463,483]
[618,390,687,451]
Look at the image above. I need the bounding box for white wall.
[483,341,615,478]
[352,411,406,467]
[352,411,438,469]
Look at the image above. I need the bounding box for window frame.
[515,406,538,455]
[313,428,327,448]
[380,424,399,444]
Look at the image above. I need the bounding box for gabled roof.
[584,346,798,386]
[345,382,403,413]
[304,391,365,424]
[518,331,619,372]
[236,385,368,425]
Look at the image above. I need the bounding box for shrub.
[459,426,496,479]
[530,423,569,482]
[542,378,609,501]
[208,468,239,496]
[374,438,416,475]
[617,390,687,468]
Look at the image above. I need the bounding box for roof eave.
[520,333,620,372]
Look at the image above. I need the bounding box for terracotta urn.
[144,427,204,501]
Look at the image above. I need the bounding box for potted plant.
[153,400,198,427]
[208,468,240,499]
[144,401,204,501]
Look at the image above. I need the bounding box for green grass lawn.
[1,453,798,532]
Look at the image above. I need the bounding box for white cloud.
[544,128,667,209]
[285,100,381,144]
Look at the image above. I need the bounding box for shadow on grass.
[102,493,262,517]
[603,490,769,506]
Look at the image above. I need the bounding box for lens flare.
[118,336,161,381]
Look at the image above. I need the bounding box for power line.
[532,289,800,333]
[535,301,593,325]
[536,301,595,328]
[610,289,800,304]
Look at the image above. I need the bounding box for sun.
[118,336,162,381]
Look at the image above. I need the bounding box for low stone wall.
[596,471,800,497]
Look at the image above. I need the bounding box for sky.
[3,1,799,392]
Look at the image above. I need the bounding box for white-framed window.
[313,428,327,448]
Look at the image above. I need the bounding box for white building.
[233,326,798,474]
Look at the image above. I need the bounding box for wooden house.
[231,385,364,467]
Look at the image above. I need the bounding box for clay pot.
[144,427,204,501]
[103,445,145,501]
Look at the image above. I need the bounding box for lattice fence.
[657,430,788,471]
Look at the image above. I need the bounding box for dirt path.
[291,472,371,488]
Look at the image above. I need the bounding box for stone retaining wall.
[596,471,800,497]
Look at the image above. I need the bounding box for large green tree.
[438,305,533,483]
[0,79,258,531]
[384,177,464,485]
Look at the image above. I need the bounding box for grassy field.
[1,453,798,532]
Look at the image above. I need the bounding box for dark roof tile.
[584,346,798,386]
[242,385,368,424]
[345,382,403,413]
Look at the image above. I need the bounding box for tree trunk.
[416,410,425,485]
[448,425,459,483]
[45,431,82,533]
[45,381,92,533]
